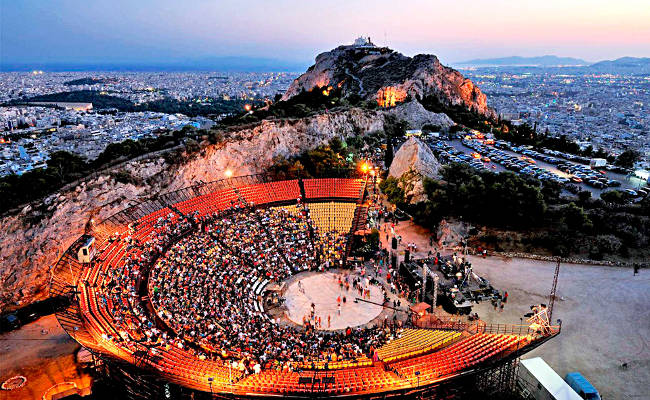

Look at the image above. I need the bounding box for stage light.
[225,169,233,178]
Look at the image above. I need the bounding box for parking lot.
[427,135,647,199]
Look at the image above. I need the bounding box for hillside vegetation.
[382,163,650,261]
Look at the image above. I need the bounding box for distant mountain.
[590,56,650,67]
[455,55,588,67]
[588,57,650,73]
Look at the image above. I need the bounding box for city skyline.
[2,0,650,70]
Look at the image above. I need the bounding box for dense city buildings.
[0,72,297,175]
[463,70,650,168]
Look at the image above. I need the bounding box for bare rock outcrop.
[388,137,442,203]
[385,100,454,129]
[283,44,495,119]
[0,108,384,311]
[436,219,472,249]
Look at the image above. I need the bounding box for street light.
[224,169,233,178]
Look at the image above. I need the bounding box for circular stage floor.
[284,271,384,330]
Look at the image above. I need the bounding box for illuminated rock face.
[377,86,408,107]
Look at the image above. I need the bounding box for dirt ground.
[383,219,650,400]
[470,256,650,400]
[0,315,92,400]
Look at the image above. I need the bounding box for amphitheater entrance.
[282,270,385,331]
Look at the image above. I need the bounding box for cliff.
[282,44,494,118]
[389,137,442,204]
[0,108,385,311]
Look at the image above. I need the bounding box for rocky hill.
[0,108,384,311]
[282,43,494,118]
[389,137,442,203]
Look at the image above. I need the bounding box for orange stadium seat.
[390,333,530,383]
[303,178,365,200]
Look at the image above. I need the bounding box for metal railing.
[414,313,561,338]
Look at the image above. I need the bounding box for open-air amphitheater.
[50,176,560,399]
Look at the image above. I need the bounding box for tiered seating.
[133,207,174,241]
[68,178,548,397]
[236,366,405,395]
[391,334,530,382]
[376,329,461,362]
[237,183,273,205]
[270,204,302,215]
[308,202,357,233]
[292,356,372,371]
[264,179,300,202]
[303,178,365,200]
[174,188,240,216]
[155,347,239,388]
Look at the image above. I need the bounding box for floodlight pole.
[432,274,439,311]
[548,258,561,321]
[421,263,427,303]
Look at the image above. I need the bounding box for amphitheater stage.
[283,270,385,330]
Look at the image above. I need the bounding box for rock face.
[0,108,385,312]
[283,44,495,118]
[436,219,472,249]
[388,137,442,203]
[386,100,455,130]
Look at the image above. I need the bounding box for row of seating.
[307,202,357,233]
[236,180,300,206]
[235,366,405,395]
[376,329,461,362]
[303,178,365,200]
[391,333,529,382]
[174,189,241,217]
[292,356,372,371]
[172,179,299,217]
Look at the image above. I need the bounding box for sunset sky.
[2,0,649,67]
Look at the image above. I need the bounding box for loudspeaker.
[391,237,398,250]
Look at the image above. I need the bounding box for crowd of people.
[95,211,196,352]
[143,205,388,373]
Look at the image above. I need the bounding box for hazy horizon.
[2,0,649,70]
